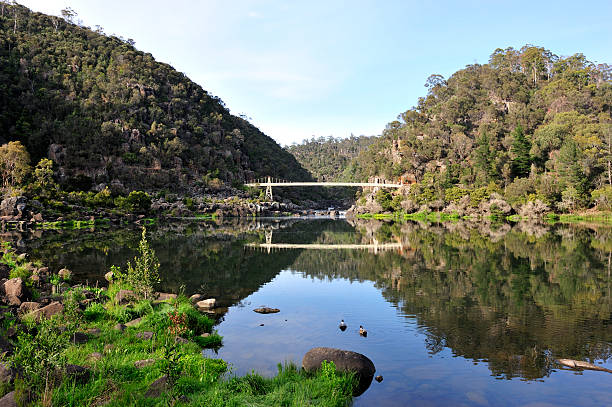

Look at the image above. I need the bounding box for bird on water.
[359,325,367,337]
[339,320,347,331]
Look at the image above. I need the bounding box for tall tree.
[0,141,31,189]
[511,126,531,178]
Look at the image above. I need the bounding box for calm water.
[7,218,612,406]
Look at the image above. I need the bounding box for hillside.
[348,45,612,213]
[285,135,378,181]
[0,3,311,194]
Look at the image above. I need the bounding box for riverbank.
[351,209,612,226]
[0,234,357,406]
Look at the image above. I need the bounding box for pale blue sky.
[18,0,612,145]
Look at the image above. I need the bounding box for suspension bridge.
[245,177,404,200]
[245,230,404,254]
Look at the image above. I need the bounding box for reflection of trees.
[9,218,612,380]
[292,220,612,380]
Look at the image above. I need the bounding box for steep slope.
[349,45,611,212]
[0,3,312,193]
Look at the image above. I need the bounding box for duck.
[339,320,347,331]
[359,325,367,337]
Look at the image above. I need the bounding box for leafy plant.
[125,227,160,300]
[7,316,72,405]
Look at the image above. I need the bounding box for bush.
[116,190,152,213]
[8,316,72,404]
[83,302,107,322]
[125,227,160,300]
[375,189,393,212]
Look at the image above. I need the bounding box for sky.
[17,0,612,146]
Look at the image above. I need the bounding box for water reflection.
[6,218,612,404]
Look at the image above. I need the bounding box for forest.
[285,135,377,181]
[344,45,612,214]
[0,3,310,196]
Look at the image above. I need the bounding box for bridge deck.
[245,182,402,188]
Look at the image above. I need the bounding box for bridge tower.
[265,230,273,254]
[265,176,273,201]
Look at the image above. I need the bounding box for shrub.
[125,227,160,300]
[116,190,152,213]
[83,302,107,322]
[8,316,72,404]
[375,189,393,212]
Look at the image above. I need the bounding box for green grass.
[6,282,356,406]
[194,213,218,220]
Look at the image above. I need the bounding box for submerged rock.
[254,307,280,314]
[302,347,375,396]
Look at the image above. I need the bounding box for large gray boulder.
[302,347,375,396]
[0,391,16,407]
[26,301,64,320]
[3,278,25,306]
[0,196,27,218]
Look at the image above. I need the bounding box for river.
[7,218,612,406]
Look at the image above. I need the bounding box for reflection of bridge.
[245,177,403,200]
[246,230,403,254]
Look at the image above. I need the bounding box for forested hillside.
[0,3,311,193]
[349,45,612,213]
[285,135,377,181]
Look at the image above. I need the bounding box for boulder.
[125,317,142,327]
[58,268,71,280]
[155,292,177,301]
[254,307,280,314]
[145,375,168,398]
[116,289,136,304]
[134,358,155,369]
[0,265,9,280]
[18,301,40,314]
[4,278,24,306]
[136,331,154,340]
[65,364,91,384]
[0,196,27,217]
[114,323,126,332]
[175,336,189,344]
[302,347,375,396]
[26,301,63,320]
[0,391,16,407]
[0,362,13,384]
[86,328,101,336]
[72,332,89,344]
[196,298,216,309]
[88,352,103,361]
[189,293,205,303]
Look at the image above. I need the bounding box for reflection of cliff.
[17,219,320,307]
[292,220,612,380]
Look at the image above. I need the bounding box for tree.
[0,141,31,189]
[511,126,531,178]
[32,158,58,196]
